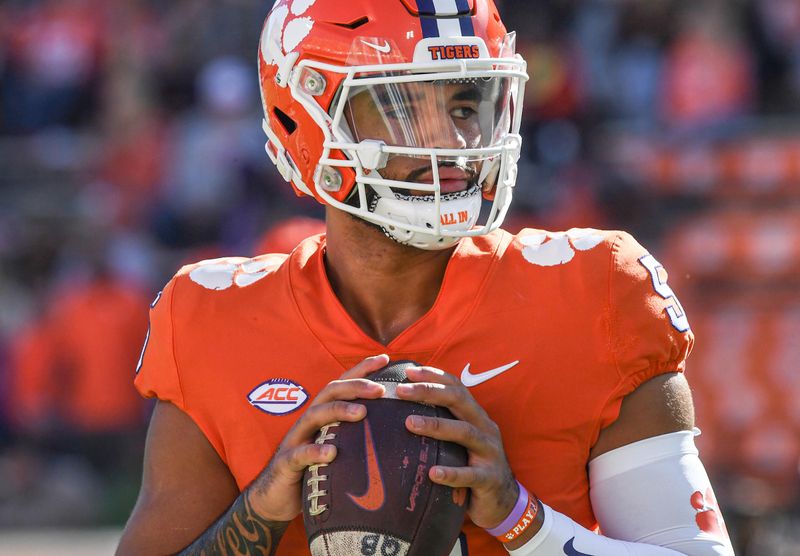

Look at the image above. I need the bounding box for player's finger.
[311,378,385,406]
[283,400,366,446]
[405,365,460,387]
[339,354,390,380]
[395,380,488,427]
[405,415,496,457]
[279,442,337,474]
[427,464,494,489]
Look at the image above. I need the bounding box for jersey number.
[639,255,690,332]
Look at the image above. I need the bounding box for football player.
[118,1,735,555]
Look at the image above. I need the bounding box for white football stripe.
[311,533,410,556]
[432,0,460,15]
[436,17,463,37]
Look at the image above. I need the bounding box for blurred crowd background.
[0,0,798,554]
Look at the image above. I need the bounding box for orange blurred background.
[0,1,798,553]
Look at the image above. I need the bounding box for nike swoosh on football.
[460,361,520,387]
[563,537,595,556]
[347,418,385,511]
[361,39,391,53]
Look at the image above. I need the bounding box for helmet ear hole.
[332,16,370,30]
[273,108,297,135]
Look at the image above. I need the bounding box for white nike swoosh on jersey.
[361,39,391,53]
[460,361,520,387]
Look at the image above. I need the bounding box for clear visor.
[342,76,516,153]
[302,33,527,244]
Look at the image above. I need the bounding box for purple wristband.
[484,481,529,537]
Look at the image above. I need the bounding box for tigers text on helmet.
[258,0,528,250]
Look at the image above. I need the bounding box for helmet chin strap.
[367,184,483,251]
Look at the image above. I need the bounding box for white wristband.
[506,503,684,555]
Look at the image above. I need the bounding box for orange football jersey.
[135,228,693,555]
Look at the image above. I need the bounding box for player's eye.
[451,106,478,120]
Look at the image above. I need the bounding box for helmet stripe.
[415,0,474,38]
[458,15,475,36]
[416,0,437,15]
[420,16,440,38]
[436,17,464,37]
[416,0,439,37]
[454,0,474,36]
[417,0,467,16]
[453,0,471,13]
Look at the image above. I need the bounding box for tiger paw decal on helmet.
[260,0,316,68]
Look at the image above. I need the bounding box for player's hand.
[247,354,389,522]
[396,365,518,530]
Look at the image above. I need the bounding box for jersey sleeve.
[599,232,695,429]
[133,276,185,409]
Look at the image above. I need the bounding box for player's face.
[345,81,485,194]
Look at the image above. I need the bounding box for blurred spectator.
[154,55,266,249]
[44,276,147,437]
[0,340,10,448]
[94,34,170,228]
[155,0,269,114]
[6,319,55,436]
[749,0,800,112]
[1,0,106,133]
[1,239,149,526]
[520,40,582,122]
[660,1,754,131]
[7,250,149,472]
[604,2,676,127]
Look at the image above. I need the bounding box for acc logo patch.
[248,378,309,415]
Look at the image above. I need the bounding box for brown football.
[302,360,469,556]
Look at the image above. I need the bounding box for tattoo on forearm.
[179,490,289,556]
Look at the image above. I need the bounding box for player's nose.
[428,119,468,150]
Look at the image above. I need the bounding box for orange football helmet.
[258,0,528,249]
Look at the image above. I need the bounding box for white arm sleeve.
[507,431,735,556]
